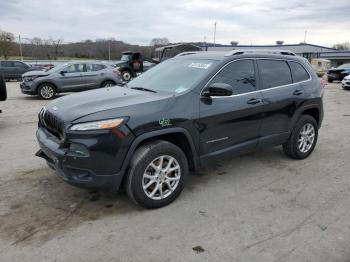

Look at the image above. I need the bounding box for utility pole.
[213,22,217,47]
[108,40,111,61]
[18,34,23,61]
[303,30,307,43]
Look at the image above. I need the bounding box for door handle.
[247,98,262,105]
[293,89,303,96]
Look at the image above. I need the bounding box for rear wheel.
[283,115,318,159]
[327,78,333,83]
[121,70,132,81]
[37,83,56,100]
[124,140,188,209]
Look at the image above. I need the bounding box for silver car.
[20,61,122,99]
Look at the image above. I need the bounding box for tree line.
[0,30,172,60]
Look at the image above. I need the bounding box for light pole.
[213,22,217,47]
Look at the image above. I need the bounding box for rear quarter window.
[93,64,106,71]
[289,61,310,82]
[1,61,14,67]
[258,60,292,89]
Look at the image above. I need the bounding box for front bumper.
[341,79,350,89]
[36,126,134,191]
[20,81,37,95]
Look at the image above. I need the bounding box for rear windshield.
[128,58,218,93]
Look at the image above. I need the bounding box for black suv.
[36,50,324,208]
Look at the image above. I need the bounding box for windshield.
[337,63,350,69]
[128,58,218,93]
[47,63,69,73]
[121,54,131,61]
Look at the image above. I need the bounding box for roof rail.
[225,49,296,57]
[175,51,200,57]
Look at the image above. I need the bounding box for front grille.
[38,107,65,138]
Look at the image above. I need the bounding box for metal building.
[205,43,335,61]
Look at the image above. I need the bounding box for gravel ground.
[0,82,350,262]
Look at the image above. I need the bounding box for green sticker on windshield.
[159,118,172,127]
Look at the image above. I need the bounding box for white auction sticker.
[188,62,212,69]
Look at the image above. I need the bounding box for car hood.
[45,86,174,123]
[22,70,49,77]
[328,68,350,74]
[113,60,127,66]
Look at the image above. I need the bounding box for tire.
[101,80,116,88]
[37,83,56,100]
[124,140,189,209]
[0,75,7,101]
[283,115,318,159]
[327,78,333,83]
[121,70,132,81]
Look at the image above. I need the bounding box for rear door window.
[14,61,27,68]
[210,59,256,95]
[288,61,310,82]
[86,64,106,72]
[257,60,292,89]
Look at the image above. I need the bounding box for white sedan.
[341,75,350,89]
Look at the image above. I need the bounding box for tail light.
[113,69,121,77]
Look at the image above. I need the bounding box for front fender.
[120,127,198,172]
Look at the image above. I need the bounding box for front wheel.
[101,80,116,88]
[124,140,188,209]
[37,83,56,100]
[283,115,318,159]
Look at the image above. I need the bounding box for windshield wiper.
[130,87,157,93]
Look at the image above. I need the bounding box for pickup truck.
[0,75,7,113]
[113,52,154,81]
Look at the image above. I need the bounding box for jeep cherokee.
[36,50,324,208]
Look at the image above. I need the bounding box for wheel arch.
[121,128,199,173]
[290,104,322,131]
[120,66,136,77]
[100,79,117,87]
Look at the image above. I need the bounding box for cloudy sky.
[0,0,349,46]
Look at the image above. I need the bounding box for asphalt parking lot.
[0,82,350,262]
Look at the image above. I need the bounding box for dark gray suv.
[0,60,38,81]
[20,61,122,99]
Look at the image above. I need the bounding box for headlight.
[24,75,38,82]
[70,118,125,131]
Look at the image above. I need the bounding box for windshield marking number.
[159,118,172,127]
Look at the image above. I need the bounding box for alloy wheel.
[142,155,181,200]
[40,85,55,99]
[298,123,315,153]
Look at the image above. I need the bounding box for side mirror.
[202,83,233,97]
[60,70,67,75]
